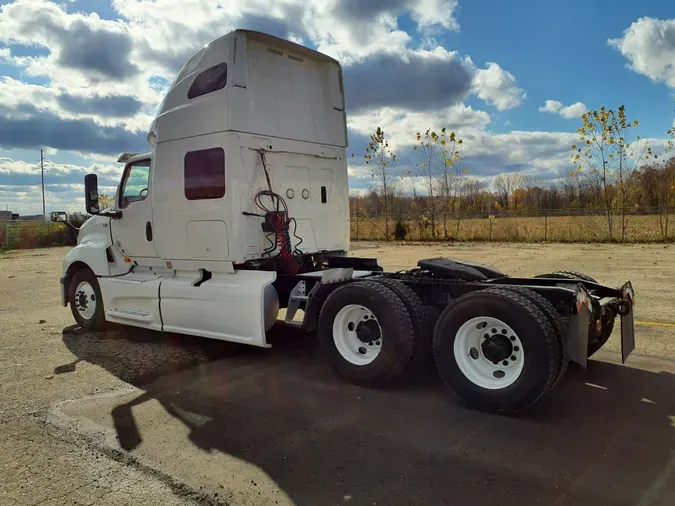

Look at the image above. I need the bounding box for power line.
[40,149,45,216]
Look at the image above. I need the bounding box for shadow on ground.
[58,325,675,506]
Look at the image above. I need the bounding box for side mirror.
[84,174,100,215]
[50,211,67,223]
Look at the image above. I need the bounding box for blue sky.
[0,0,674,214]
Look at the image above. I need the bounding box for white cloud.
[539,100,562,113]
[472,62,526,111]
[609,17,675,88]
[558,102,588,119]
[539,99,587,119]
[347,104,491,150]
[410,0,459,31]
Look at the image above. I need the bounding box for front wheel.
[69,269,106,331]
[433,288,560,414]
[317,280,415,386]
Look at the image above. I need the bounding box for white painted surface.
[151,131,236,262]
[160,270,276,347]
[186,220,229,259]
[99,272,164,331]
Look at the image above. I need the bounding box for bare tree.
[493,172,524,212]
[413,129,441,239]
[365,127,397,240]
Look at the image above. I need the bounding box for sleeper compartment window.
[184,148,225,200]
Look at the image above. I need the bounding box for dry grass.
[0,221,73,250]
[350,214,674,242]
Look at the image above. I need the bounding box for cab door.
[111,158,158,258]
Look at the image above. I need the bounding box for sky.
[0,0,674,214]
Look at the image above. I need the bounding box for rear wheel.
[69,268,106,331]
[370,278,432,368]
[498,287,569,387]
[534,271,614,357]
[318,281,415,386]
[433,288,559,413]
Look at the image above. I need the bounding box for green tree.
[571,105,652,240]
[365,127,397,240]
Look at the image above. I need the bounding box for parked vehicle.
[59,30,635,413]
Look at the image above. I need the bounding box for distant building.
[0,210,11,221]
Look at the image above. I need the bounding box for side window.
[187,62,228,99]
[119,160,151,209]
[184,148,225,200]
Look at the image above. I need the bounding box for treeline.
[356,106,675,241]
[351,154,675,216]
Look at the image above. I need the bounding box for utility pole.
[40,149,45,217]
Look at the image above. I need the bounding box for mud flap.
[620,281,636,364]
[567,284,592,369]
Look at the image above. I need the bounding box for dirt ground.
[1,243,674,506]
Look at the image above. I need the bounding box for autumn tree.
[571,105,652,240]
[431,128,467,238]
[493,172,525,211]
[640,157,675,239]
[365,127,397,240]
[98,193,115,211]
[413,129,441,239]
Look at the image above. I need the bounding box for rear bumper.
[567,281,635,368]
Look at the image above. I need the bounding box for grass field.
[350,213,674,242]
[0,221,73,250]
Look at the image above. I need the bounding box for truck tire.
[69,268,106,331]
[534,271,614,357]
[535,270,596,283]
[370,277,432,368]
[496,286,569,388]
[432,288,559,414]
[317,280,415,386]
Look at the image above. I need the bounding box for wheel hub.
[77,290,88,311]
[74,281,97,320]
[453,316,524,390]
[332,304,383,366]
[356,320,381,344]
[481,334,513,364]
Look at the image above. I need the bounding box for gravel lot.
[1,243,674,506]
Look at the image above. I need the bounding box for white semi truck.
[59,30,636,413]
